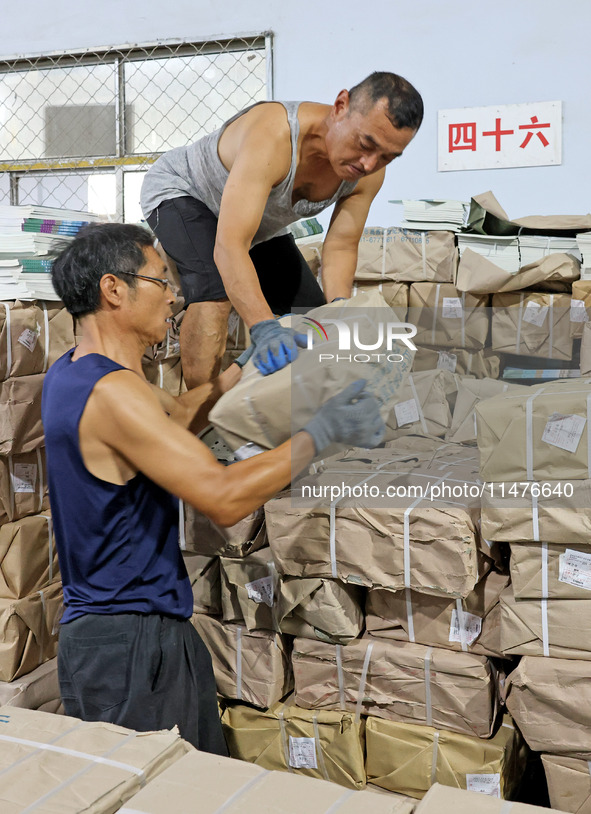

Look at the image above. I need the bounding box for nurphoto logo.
[302,316,417,364]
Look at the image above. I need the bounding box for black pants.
[147,195,326,313]
[58,612,227,755]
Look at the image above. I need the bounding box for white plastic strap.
[1,303,11,380]
[421,232,427,278]
[424,646,433,727]
[460,292,466,348]
[588,761,591,779]
[466,353,473,375]
[236,626,243,701]
[37,590,46,665]
[405,587,415,643]
[7,455,15,515]
[408,375,428,435]
[354,641,374,723]
[41,302,49,372]
[515,293,525,353]
[0,722,86,780]
[455,599,468,652]
[525,392,539,481]
[312,712,330,781]
[324,791,356,814]
[42,515,53,582]
[548,294,554,359]
[431,284,440,344]
[541,542,550,657]
[531,490,540,542]
[335,645,346,709]
[277,708,293,773]
[329,472,380,578]
[381,228,388,279]
[211,770,270,814]
[178,500,186,550]
[36,448,44,513]
[430,731,440,785]
[587,393,591,480]
[157,361,164,390]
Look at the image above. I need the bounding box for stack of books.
[457,233,521,273]
[518,234,581,267]
[576,232,591,280]
[390,198,469,232]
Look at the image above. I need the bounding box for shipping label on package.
[541,412,586,453]
[394,398,420,427]
[288,736,318,769]
[10,463,37,493]
[437,351,458,372]
[245,576,274,607]
[570,300,590,323]
[466,773,501,798]
[559,549,591,591]
[17,328,39,352]
[522,301,549,327]
[442,297,463,319]
[449,610,482,646]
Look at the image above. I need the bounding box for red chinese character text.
[518,116,551,148]
[482,118,515,151]
[448,122,477,152]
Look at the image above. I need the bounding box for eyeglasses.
[119,270,175,292]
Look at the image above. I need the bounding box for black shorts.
[146,195,326,313]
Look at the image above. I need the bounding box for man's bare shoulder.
[88,369,165,428]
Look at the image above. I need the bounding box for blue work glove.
[234,344,254,369]
[250,319,307,376]
[331,297,347,302]
[303,379,386,453]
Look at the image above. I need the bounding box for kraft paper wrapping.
[0,658,61,713]
[412,346,501,379]
[299,239,323,279]
[0,374,45,455]
[181,552,221,615]
[192,613,292,709]
[365,570,509,658]
[182,502,266,558]
[571,281,591,340]
[365,716,524,799]
[0,705,192,814]
[0,512,59,599]
[505,656,591,758]
[542,754,591,814]
[408,283,489,351]
[0,447,49,524]
[466,190,591,236]
[0,301,74,380]
[119,750,417,814]
[351,279,408,316]
[292,636,498,738]
[355,227,457,283]
[446,378,529,445]
[476,378,591,482]
[415,782,568,814]
[456,249,580,295]
[142,356,186,396]
[499,586,591,660]
[582,323,591,376]
[210,290,415,452]
[384,369,458,440]
[491,291,573,360]
[510,542,591,600]
[221,700,366,790]
[0,581,62,681]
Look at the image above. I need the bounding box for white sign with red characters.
[438,101,562,171]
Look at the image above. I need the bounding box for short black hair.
[51,222,154,317]
[348,72,424,131]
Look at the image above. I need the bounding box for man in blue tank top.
[141,71,423,387]
[42,222,386,752]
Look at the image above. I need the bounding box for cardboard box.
[408,283,489,351]
[222,700,366,789]
[0,512,59,599]
[570,280,591,339]
[542,754,591,814]
[384,370,458,440]
[192,613,292,709]
[505,656,591,757]
[355,227,457,284]
[182,502,266,558]
[119,749,417,814]
[412,346,501,379]
[365,570,509,658]
[0,374,45,455]
[292,636,498,738]
[476,378,591,482]
[0,447,49,524]
[491,291,573,360]
[181,552,221,615]
[457,249,580,295]
[0,658,61,713]
[510,543,591,600]
[446,378,528,445]
[366,716,524,799]
[0,300,74,380]
[414,782,567,814]
[0,705,192,813]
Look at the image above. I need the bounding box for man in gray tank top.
[140,72,423,386]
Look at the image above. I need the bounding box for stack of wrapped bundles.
[411,346,501,379]
[569,279,591,339]
[414,782,568,814]
[477,378,591,811]
[491,292,573,361]
[383,369,459,440]
[446,378,529,445]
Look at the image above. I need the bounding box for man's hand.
[250,319,307,375]
[303,378,385,453]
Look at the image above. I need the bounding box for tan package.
[505,656,591,757]
[0,705,192,813]
[366,570,509,658]
[457,248,580,295]
[0,512,59,599]
[491,291,573,360]
[299,240,323,279]
[0,581,62,681]
[0,373,45,455]
[119,749,417,814]
[477,378,591,482]
[542,754,591,814]
[222,700,366,790]
[355,227,457,283]
[292,636,498,738]
[511,542,591,599]
[0,658,61,713]
[366,716,524,799]
[500,586,591,659]
[582,322,591,376]
[210,290,415,452]
[0,300,74,380]
[182,502,266,558]
[570,280,591,339]
[384,369,458,439]
[142,356,186,396]
[182,552,221,615]
[408,283,489,350]
[467,190,591,235]
[226,307,249,351]
[0,447,49,524]
[351,279,408,315]
[412,345,501,379]
[415,782,568,814]
[192,613,292,708]
[446,378,528,445]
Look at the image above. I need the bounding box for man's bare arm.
[321,170,385,301]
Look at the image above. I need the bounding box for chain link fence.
[0,35,272,221]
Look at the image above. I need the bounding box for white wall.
[3,0,589,225]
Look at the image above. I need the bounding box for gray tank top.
[140,101,358,246]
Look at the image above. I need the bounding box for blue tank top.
[42,349,193,623]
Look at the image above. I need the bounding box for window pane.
[124,171,147,223]
[17,171,116,218]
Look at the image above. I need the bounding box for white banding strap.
[37,590,46,665]
[0,722,86,780]
[335,645,346,709]
[541,542,550,657]
[277,708,293,773]
[421,232,427,278]
[408,375,428,435]
[473,410,478,436]
[531,489,540,543]
[588,760,591,779]
[430,731,440,785]
[515,293,525,353]
[587,393,591,479]
[455,599,468,652]
[211,770,270,814]
[431,284,441,344]
[1,303,11,379]
[41,514,53,582]
[466,352,473,375]
[329,472,380,579]
[41,302,49,372]
[323,790,356,814]
[7,455,15,516]
[548,294,554,359]
[525,390,542,481]
[405,587,415,643]
[460,292,466,348]
[312,712,330,781]
[424,647,433,726]
[157,361,164,389]
[381,228,388,279]
[178,500,186,550]
[36,448,44,513]
[236,626,243,701]
[500,802,514,814]
[354,641,374,723]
